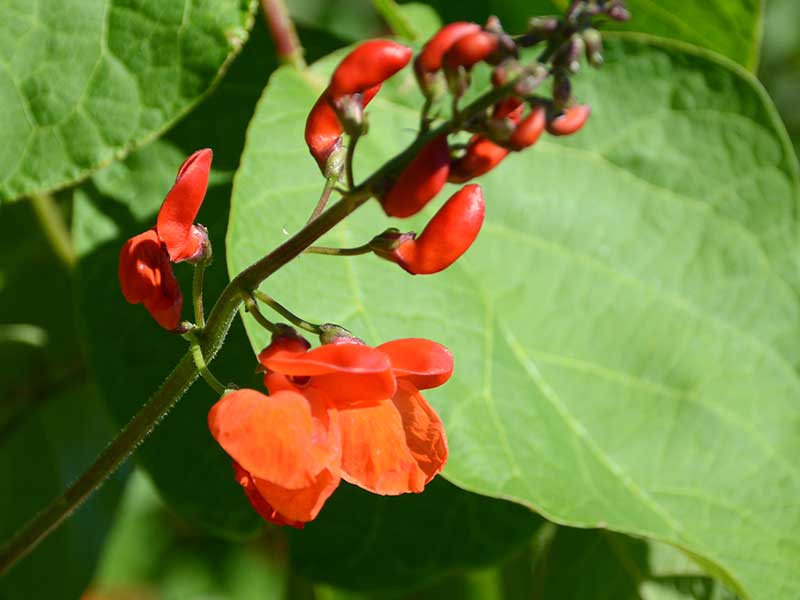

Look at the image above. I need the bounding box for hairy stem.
[192,261,207,328]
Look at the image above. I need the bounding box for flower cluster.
[118,149,213,330]
[304,18,595,278]
[208,331,453,527]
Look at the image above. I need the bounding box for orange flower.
[208,333,453,526]
[118,149,212,330]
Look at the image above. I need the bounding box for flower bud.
[328,40,412,98]
[527,16,559,37]
[332,94,365,137]
[181,223,211,265]
[443,30,501,71]
[555,34,584,74]
[448,136,509,183]
[607,1,631,22]
[507,105,546,151]
[382,185,485,275]
[305,86,380,173]
[416,22,482,75]
[583,28,604,68]
[546,104,591,136]
[380,135,450,218]
[305,96,344,171]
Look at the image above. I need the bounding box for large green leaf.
[226,36,800,600]
[0,0,257,202]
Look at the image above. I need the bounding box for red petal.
[233,461,306,528]
[208,388,337,489]
[156,148,213,262]
[415,22,481,73]
[328,40,412,98]
[377,338,454,389]
[119,228,182,330]
[338,382,447,495]
[260,342,396,407]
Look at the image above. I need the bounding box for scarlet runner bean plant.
[0,0,630,573]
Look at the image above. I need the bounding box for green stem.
[0,66,539,577]
[29,194,76,269]
[305,243,372,257]
[190,340,226,395]
[242,293,278,333]
[370,0,417,40]
[345,134,360,190]
[260,0,305,70]
[192,261,208,328]
[307,176,338,223]
[253,290,321,334]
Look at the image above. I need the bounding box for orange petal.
[208,388,336,489]
[338,381,447,494]
[250,465,340,524]
[233,461,306,528]
[391,381,448,482]
[378,338,454,389]
[156,149,213,262]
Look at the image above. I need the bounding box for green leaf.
[226,35,800,600]
[289,478,543,592]
[0,0,258,202]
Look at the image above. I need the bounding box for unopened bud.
[583,28,603,68]
[486,117,516,143]
[528,16,559,37]
[183,224,211,265]
[557,35,584,74]
[607,1,631,21]
[318,323,363,346]
[333,94,365,137]
[323,143,345,179]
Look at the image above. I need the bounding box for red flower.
[305,41,412,172]
[547,104,591,136]
[380,184,485,275]
[118,149,212,330]
[379,135,451,218]
[208,334,453,526]
[448,136,509,183]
